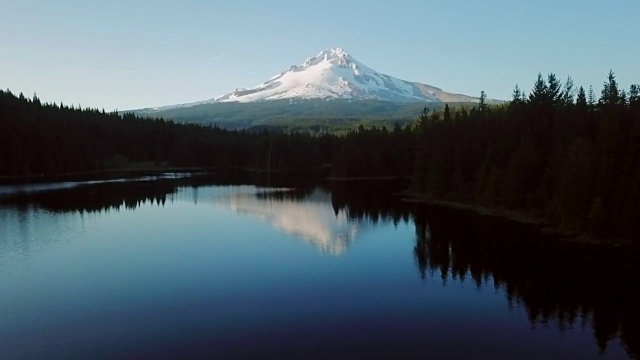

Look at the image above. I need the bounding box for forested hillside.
[0,90,330,176]
[0,90,413,178]
[412,72,640,242]
[134,99,453,132]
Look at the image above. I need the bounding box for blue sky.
[1,0,638,111]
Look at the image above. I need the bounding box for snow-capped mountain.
[213,47,476,103]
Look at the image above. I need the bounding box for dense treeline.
[0,90,331,176]
[412,72,640,242]
[330,123,414,178]
[0,89,415,180]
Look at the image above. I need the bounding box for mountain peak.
[210,48,479,104]
[303,47,353,68]
[318,47,349,57]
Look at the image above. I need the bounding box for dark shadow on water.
[414,205,640,360]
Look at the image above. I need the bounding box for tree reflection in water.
[1,176,637,358]
[413,205,640,359]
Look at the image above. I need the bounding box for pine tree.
[629,84,640,106]
[599,70,622,106]
[417,107,431,131]
[479,91,488,112]
[529,73,548,105]
[562,75,576,105]
[547,73,562,104]
[576,86,587,109]
[588,85,596,108]
[511,84,524,105]
[443,104,452,122]
[32,92,41,107]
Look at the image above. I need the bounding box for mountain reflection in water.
[217,187,360,255]
[0,176,638,359]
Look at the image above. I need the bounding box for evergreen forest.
[1,71,639,243]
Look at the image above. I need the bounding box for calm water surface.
[0,177,638,359]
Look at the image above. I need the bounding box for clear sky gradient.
[1,0,638,111]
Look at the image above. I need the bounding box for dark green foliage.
[547,73,563,104]
[330,123,414,178]
[629,84,639,106]
[0,90,416,180]
[478,91,488,112]
[562,76,575,105]
[529,73,549,105]
[412,72,640,243]
[576,86,587,109]
[588,85,597,108]
[0,90,330,177]
[599,70,625,106]
[511,84,524,106]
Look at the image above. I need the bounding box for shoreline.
[3,171,635,248]
[0,166,332,185]
[401,191,637,248]
[324,176,411,181]
[0,171,410,185]
[0,167,208,184]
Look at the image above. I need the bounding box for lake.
[0,175,638,359]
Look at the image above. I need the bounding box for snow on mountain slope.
[140,47,478,112]
[213,48,475,103]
